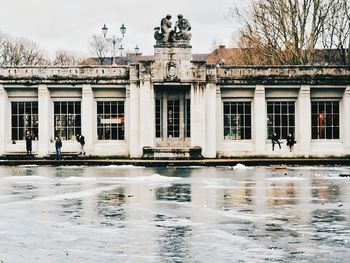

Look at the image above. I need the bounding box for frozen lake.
[0,165,349,263]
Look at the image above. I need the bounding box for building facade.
[1,40,350,158]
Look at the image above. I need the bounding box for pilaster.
[0,85,8,155]
[38,85,51,156]
[343,86,350,150]
[139,79,155,150]
[216,85,223,153]
[81,84,94,154]
[254,85,266,153]
[191,83,206,150]
[204,82,217,158]
[297,85,311,154]
[129,81,141,157]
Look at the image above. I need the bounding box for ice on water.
[0,165,349,263]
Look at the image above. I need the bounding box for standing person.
[55,136,62,160]
[286,133,296,152]
[77,134,85,155]
[271,133,281,151]
[25,130,33,155]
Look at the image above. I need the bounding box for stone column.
[0,85,8,155]
[129,81,141,157]
[38,85,51,157]
[216,86,223,154]
[139,79,155,150]
[204,82,217,158]
[81,84,94,154]
[191,83,206,151]
[343,86,350,151]
[297,85,311,155]
[253,85,266,153]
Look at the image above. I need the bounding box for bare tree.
[229,0,350,65]
[53,49,82,66]
[0,34,48,66]
[322,0,350,64]
[90,34,109,65]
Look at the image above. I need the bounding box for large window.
[267,101,295,139]
[223,101,251,140]
[185,99,190,138]
[97,101,125,140]
[312,101,339,139]
[11,102,38,140]
[155,99,162,138]
[54,101,81,140]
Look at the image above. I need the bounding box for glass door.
[167,99,180,138]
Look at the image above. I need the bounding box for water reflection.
[97,187,126,225]
[0,165,349,262]
[266,182,297,206]
[156,184,191,202]
[312,179,341,203]
[155,214,192,263]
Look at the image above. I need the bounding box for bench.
[142,146,202,160]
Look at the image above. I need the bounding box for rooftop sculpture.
[154,14,192,44]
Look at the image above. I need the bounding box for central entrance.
[155,85,190,147]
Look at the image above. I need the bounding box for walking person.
[55,136,62,160]
[25,130,33,155]
[286,133,296,152]
[271,133,281,151]
[77,134,85,155]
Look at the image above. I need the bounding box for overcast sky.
[0,0,239,58]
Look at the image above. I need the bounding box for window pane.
[12,103,18,114]
[75,102,81,114]
[333,102,339,113]
[32,103,38,114]
[68,102,74,113]
[334,127,340,139]
[224,103,230,114]
[267,103,273,114]
[25,103,31,114]
[62,103,67,114]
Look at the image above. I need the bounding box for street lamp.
[135,44,140,55]
[101,23,126,65]
[119,45,124,56]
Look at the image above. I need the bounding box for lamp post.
[135,44,140,55]
[102,23,126,65]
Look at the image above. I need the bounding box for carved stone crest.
[166,61,178,81]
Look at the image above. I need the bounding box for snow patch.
[61,176,98,182]
[2,176,48,181]
[96,165,145,169]
[232,163,252,170]
[37,186,116,200]
[265,176,307,181]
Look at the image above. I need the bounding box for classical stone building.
[1,16,350,158]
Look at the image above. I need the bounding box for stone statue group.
[154,14,192,43]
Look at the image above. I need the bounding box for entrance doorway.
[155,86,190,147]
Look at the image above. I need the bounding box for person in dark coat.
[286,133,296,152]
[25,130,33,155]
[272,133,281,151]
[55,136,62,160]
[77,134,85,155]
